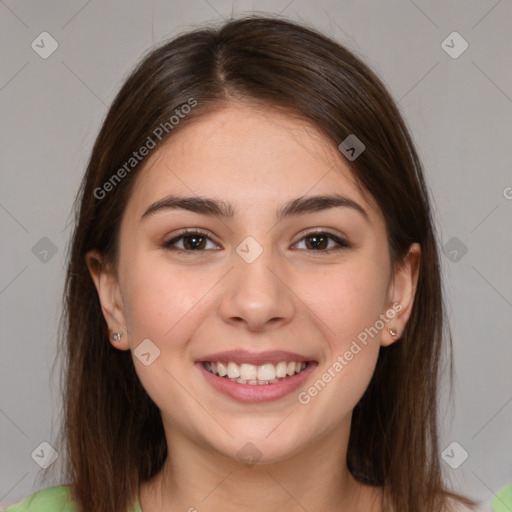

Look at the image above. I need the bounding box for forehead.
[122,103,380,223]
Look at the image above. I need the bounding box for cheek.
[294,262,387,418]
[119,257,213,404]
[120,254,210,344]
[298,258,389,346]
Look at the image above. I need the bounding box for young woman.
[6,15,480,512]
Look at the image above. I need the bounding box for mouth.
[195,351,318,403]
[202,360,309,385]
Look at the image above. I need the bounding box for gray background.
[1,0,511,509]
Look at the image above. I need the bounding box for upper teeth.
[204,361,307,382]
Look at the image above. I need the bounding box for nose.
[218,248,296,332]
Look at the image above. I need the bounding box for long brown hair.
[47,15,480,512]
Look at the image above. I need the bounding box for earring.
[112,332,122,341]
[388,328,397,337]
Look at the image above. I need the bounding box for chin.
[210,433,304,467]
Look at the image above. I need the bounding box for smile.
[203,361,308,385]
[196,359,317,403]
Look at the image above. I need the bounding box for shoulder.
[1,485,76,512]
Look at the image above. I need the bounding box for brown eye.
[294,232,350,252]
[162,230,219,251]
[183,234,207,250]
[305,234,329,250]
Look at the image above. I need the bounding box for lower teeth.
[226,376,281,385]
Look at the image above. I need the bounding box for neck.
[139,424,382,512]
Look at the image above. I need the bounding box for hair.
[48,14,480,512]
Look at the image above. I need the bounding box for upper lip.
[196,350,315,366]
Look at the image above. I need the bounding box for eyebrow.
[140,193,369,223]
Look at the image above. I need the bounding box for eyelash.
[161,228,350,254]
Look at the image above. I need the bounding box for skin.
[87,102,420,512]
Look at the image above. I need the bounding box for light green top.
[2,485,142,512]
[493,482,512,512]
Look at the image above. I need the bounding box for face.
[88,103,419,465]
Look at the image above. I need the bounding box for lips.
[195,350,318,403]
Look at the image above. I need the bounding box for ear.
[381,242,421,347]
[85,249,130,351]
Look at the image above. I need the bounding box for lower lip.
[195,361,317,403]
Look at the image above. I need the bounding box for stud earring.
[112,332,122,341]
[388,328,397,337]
